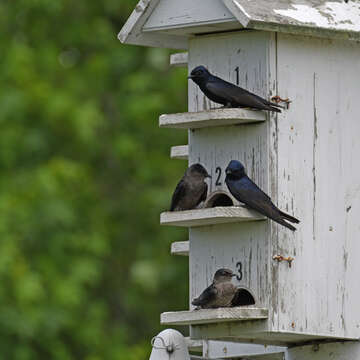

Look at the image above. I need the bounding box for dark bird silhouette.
[188,65,282,112]
[225,160,300,231]
[170,163,211,211]
[192,269,237,309]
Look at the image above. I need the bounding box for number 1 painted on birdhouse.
[234,66,240,86]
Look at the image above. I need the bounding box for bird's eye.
[196,70,203,75]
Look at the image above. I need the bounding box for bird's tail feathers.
[275,218,297,232]
[269,106,281,113]
[191,298,201,306]
[269,102,285,110]
[279,211,300,224]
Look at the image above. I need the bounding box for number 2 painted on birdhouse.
[215,167,222,186]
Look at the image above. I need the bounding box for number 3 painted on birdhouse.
[236,261,243,281]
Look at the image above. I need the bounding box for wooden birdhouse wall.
[187,30,360,343]
[273,33,360,340]
[188,30,276,340]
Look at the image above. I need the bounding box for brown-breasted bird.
[192,268,237,309]
[188,66,282,112]
[225,160,300,231]
[170,163,211,211]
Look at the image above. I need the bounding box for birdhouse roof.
[119,0,360,49]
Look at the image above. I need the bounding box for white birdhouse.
[120,0,360,348]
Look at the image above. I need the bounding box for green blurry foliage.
[0,0,189,358]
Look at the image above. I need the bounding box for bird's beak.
[206,174,212,178]
[231,274,237,277]
[225,169,232,175]
[188,75,195,79]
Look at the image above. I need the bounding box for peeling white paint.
[274,2,360,32]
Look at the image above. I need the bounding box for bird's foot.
[271,96,292,109]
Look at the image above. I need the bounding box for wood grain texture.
[161,307,268,326]
[161,207,266,227]
[170,145,188,160]
[274,33,360,340]
[285,341,360,360]
[186,29,360,346]
[188,32,273,344]
[191,324,349,345]
[203,340,286,359]
[159,109,266,129]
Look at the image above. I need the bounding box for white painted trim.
[160,206,266,227]
[171,241,189,256]
[170,52,188,67]
[204,340,287,359]
[222,0,251,28]
[159,109,266,130]
[118,0,188,49]
[161,307,268,326]
[170,145,188,160]
[184,338,203,353]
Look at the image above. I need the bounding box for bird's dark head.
[225,160,246,179]
[187,163,211,179]
[213,268,236,283]
[188,66,211,85]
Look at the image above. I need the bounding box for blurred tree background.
[0,0,188,358]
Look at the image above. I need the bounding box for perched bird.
[225,160,300,231]
[170,163,211,211]
[192,268,237,309]
[188,65,282,112]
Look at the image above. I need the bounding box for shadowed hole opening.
[204,191,234,208]
[231,288,256,306]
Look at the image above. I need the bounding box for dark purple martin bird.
[225,160,300,231]
[188,66,282,112]
[170,163,211,211]
[192,268,237,309]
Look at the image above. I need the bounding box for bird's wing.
[192,284,217,307]
[227,177,298,231]
[206,79,277,111]
[227,177,277,217]
[199,182,208,204]
[170,177,187,211]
